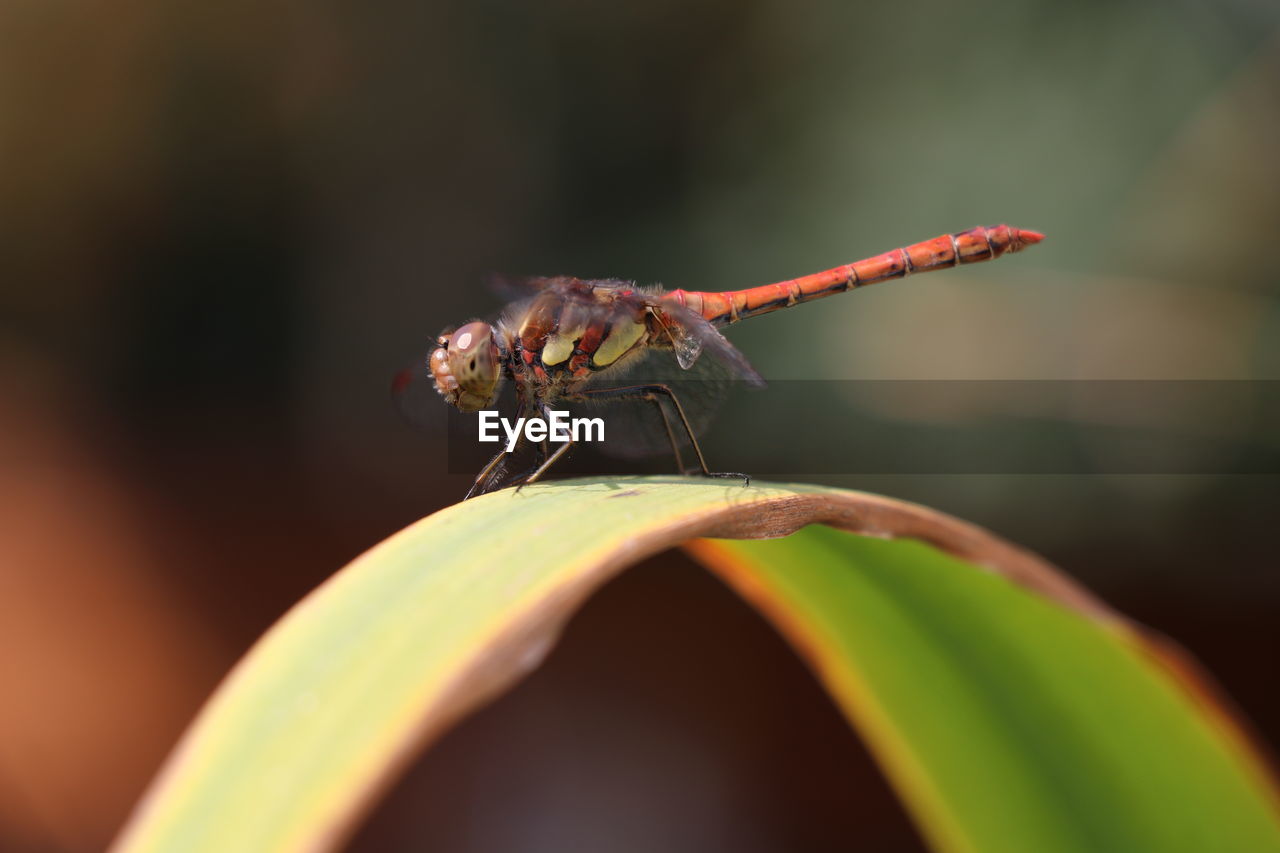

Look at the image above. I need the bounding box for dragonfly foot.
[463,479,495,500]
[700,471,751,488]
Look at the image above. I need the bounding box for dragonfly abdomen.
[667,224,1043,327]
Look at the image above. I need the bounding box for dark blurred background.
[3,1,1279,850]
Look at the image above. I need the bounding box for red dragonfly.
[406,224,1043,497]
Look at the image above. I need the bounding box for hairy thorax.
[499,280,669,402]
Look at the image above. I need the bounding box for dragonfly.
[404,224,1043,498]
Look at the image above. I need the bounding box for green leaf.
[112,478,1280,853]
[693,527,1280,853]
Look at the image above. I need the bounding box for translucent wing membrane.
[656,297,766,387]
[570,340,763,460]
[487,273,589,302]
[391,348,440,429]
[522,280,767,460]
[395,342,518,430]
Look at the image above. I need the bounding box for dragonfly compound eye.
[436,321,502,412]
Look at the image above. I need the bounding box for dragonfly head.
[431,321,503,412]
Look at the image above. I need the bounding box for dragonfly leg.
[465,411,547,498]
[513,439,576,492]
[569,384,749,487]
[465,447,511,499]
[465,395,562,499]
[507,401,575,493]
[649,397,686,474]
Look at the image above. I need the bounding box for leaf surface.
[112,478,1280,852]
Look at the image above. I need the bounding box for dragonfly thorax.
[431,321,504,412]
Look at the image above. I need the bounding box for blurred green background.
[2,1,1278,850]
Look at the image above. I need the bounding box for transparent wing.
[655,298,766,387]
[391,344,445,430]
[392,340,518,429]
[488,274,636,303]
[566,339,763,460]
[487,273,558,301]
[544,288,762,460]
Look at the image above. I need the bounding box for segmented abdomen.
[666,224,1043,327]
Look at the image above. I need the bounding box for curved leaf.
[111,478,1280,852]
[692,528,1280,853]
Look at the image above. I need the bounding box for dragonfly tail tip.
[1016,227,1046,247]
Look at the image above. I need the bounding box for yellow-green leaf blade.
[693,526,1280,853]
[112,478,1279,852]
